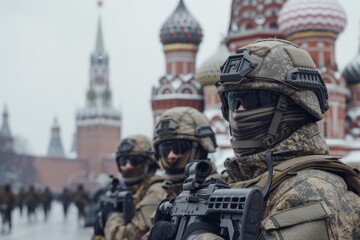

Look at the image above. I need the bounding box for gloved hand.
[148,221,176,240]
[93,200,123,236]
[93,211,105,236]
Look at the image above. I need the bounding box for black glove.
[93,200,123,236]
[148,221,176,240]
[93,211,105,236]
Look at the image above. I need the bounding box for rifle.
[101,177,134,224]
[154,160,264,240]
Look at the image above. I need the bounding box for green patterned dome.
[160,0,203,46]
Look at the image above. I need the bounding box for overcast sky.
[1,0,359,156]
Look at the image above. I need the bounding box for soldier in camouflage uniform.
[179,39,360,239]
[93,134,167,240]
[146,107,219,239]
[152,106,218,200]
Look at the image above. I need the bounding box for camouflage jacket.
[193,123,360,240]
[104,175,167,240]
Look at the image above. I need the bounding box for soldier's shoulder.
[272,169,360,209]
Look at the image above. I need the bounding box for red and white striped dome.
[278,0,347,37]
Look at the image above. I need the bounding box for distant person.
[59,187,72,220]
[40,187,53,221]
[73,184,89,223]
[0,184,15,233]
[16,187,25,217]
[25,185,39,222]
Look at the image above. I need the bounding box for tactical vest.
[231,155,360,196]
[133,175,168,209]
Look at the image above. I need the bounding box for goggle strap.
[189,141,198,162]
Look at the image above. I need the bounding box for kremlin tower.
[151,0,204,123]
[75,3,121,176]
[278,0,348,155]
[47,117,65,158]
[0,106,13,152]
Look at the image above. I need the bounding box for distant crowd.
[0,183,90,234]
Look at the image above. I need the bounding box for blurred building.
[152,0,360,168]
[2,0,360,191]
[0,6,120,192]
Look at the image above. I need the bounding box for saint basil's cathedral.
[1,0,359,191]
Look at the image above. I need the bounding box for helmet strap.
[263,94,288,147]
[189,141,198,162]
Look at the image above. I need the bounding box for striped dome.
[278,0,347,37]
[343,48,360,85]
[195,40,230,86]
[160,0,203,46]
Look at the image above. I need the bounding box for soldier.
[149,39,360,239]
[40,187,53,221]
[0,184,15,233]
[16,187,25,216]
[73,184,89,223]
[59,187,72,220]
[24,185,39,222]
[152,106,218,199]
[93,134,167,240]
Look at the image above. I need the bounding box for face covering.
[229,103,310,156]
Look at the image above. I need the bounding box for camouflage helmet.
[115,134,158,174]
[153,107,217,154]
[216,39,328,121]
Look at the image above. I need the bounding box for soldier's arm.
[104,182,167,240]
[261,169,360,240]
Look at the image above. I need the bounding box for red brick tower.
[76,6,121,176]
[278,0,347,155]
[151,0,204,124]
[226,0,286,51]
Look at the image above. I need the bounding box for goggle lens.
[225,90,279,111]
[116,156,146,167]
[158,140,192,157]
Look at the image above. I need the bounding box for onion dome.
[278,0,347,37]
[195,40,230,86]
[343,46,360,85]
[160,0,203,46]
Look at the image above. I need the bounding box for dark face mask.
[226,90,310,157]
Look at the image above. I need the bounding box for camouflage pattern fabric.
[192,123,360,239]
[104,176,167,240]
[224,123,329,181]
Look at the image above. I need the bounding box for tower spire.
[95,18,104,53]
[0,105,14,152]
[0,105,11,138]
[47,117,65,157]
